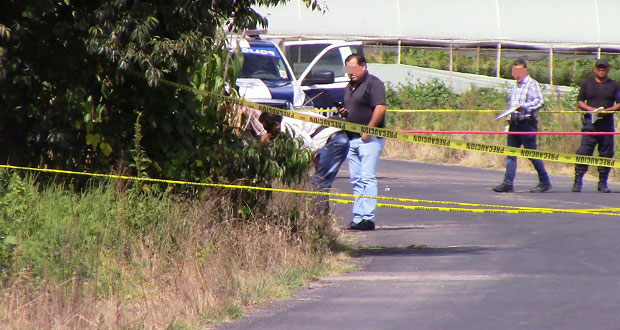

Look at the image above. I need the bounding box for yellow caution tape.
[0,164,561,212]
[160,78,620,169]
[1,164,615,217]
[384,109,602,114]
[330,199,620,217]
[302,109,604,114]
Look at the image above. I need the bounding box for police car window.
[309,48,344,78]
[239,47,291,80]
[285,44,330,77]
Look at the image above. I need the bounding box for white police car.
[232,36,302,109]
[232,34,363,112]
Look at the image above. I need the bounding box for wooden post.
[548,47,553,85]
[496,43,502,78]
[476,46,480,74]
[449,43,454,88]
[449,43,453,72]
[572,49,577,82]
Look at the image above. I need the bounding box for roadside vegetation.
[0,1,353,329]
[0,169,350,328]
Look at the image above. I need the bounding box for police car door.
[292,42,363,111]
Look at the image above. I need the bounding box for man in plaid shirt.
[493,58,552,193]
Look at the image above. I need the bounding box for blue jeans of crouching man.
[311,131,350,216]
[347,136,385,224]
[503,120,550,186]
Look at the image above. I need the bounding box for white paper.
[496,106,520,120]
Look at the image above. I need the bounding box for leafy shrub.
[387,78,461,111]
[0,171,32,277]
[386,79,464,130]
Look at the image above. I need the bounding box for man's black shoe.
[598,183,611,193]
[572,176,583,192]
[346,221,362,230]
[492,183,514,193]
[530,183,551,193]
[346,220,375,231]
[362,220,375,231]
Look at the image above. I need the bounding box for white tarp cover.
[256,0,620,50]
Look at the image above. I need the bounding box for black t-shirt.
[344,73,386,128]
[578,77,620,131]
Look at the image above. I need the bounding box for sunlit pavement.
[219,158,620,330]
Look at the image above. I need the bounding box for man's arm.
[607,103,620,112]
[577,100,596,112]
[361,104,387,142]
[576,82,594,112]
[522,81,544,112]
[609,85,620,112]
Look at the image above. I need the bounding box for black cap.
[596,58,610,68]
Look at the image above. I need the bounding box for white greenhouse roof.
[255,0,620,50]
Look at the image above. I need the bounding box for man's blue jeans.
[311,131,350,190]
[347,136,385,223]
[311,131,349,216]
[503,132,550,186]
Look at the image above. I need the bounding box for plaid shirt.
[509,75,544,121]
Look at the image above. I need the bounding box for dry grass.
[0,188,351,329]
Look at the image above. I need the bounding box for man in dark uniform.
[337,54,386,231]
[572,58,620,193]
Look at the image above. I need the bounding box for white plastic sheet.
[256,0,620,50]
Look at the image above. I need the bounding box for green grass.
[0,172,351,328]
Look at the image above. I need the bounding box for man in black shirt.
[337,54,386,231]
[572,58,620,192]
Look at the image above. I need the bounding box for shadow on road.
[356,245,505,257]
[374,225,429,231]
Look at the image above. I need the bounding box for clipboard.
[496,106,520,120]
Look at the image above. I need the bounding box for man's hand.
[505,116,511,123]
[362,133,371,142]
[589,107,607,117]
[337,107,349,118]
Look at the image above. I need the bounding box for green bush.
[387,78,461,110]
[0,171,31,277]
[0,1,316,194]
[0,122,313,281]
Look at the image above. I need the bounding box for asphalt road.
[218,158,620,330]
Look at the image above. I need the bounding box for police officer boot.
[598,173,611,193]
[571,174,583,192]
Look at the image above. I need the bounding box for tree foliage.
[0,0,322,188]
